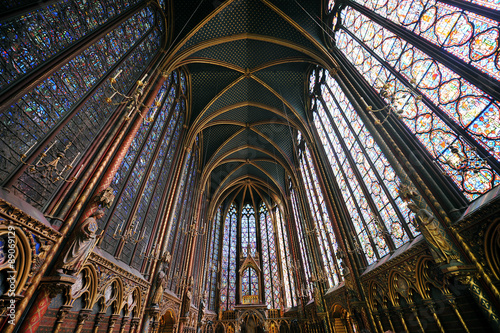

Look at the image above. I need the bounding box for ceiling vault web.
[166,0,334,206]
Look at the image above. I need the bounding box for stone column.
[92,313,105,333]
[52,306,72,333]
[74,310,91,333]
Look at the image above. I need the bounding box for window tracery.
[330,0,500,201]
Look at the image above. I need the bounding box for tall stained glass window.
[220,203,238,311]
[298,139,343,282]
[310,69,418,264]
[207,207,222,311]
[329,0,500,201]
[259,202,281,309]
[168,147,198,294]
[290,187,313,296]
[275,207,297,308]
[100,69,185,267]
[216,200,289,311]
[0,0,143,91]
[1,5,163,209]
[241,204,257,257]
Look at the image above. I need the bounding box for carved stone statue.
[407,202,458,264]
[181,285,193,317]
[151,265,168,306]
[399,183,460,265]
[57,210,104,275]
[95,187,115,208]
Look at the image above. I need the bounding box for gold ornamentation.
[0,199,61,241]
[94,187,115,208]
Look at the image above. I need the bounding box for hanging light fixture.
[105,70,162,123]
[20,134,83,184]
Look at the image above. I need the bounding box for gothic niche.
[239,246,261,305]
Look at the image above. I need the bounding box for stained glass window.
[1,6,161,209]
[350,0,500,80]
[207,207,222,311]
[298,140,343,282]
[331,0,500,201]
[168,148,198,294]
[241,204,257,257]
[275,207,297,308]
[100,70,185,263]
[0,0,143,92]
[290,188,313,297]
[310,69,418,264]
[259,202,281,309]
[241,267,259,296]
[220,203,238,311]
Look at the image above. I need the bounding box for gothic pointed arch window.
[215,200,292,311]
[259,202,281,309]
[297,138,343,282]
[220,203,238,311]
[241,203,257,257]
[309,69,418,264]
[327,0,500,201]
[1,3,164,209]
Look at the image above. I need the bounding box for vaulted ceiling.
[163,0,336,210]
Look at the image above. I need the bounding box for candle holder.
[20,140,82,184]
[366,77,422,125]
[182,221,205,237]
[105,70,161,123]
[113,214,145,244]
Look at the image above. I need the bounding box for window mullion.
[315,107,382,259]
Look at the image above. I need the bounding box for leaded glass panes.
[290,188,313,296]
[242,267,258,296]
[275,207,296,308]
[259,202,281,309]
[298,142,342,282]
[0,0,144,91]
[350,0,500,80]
[168,150,198,294]
[334,2,500,200]
[311,69,418,263]
[207,207,222,311]
[220,204,238,311]
[1,7,159,208]
[101,78,173,255]
[241,204,257,257]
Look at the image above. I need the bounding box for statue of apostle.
[57,210,105,275]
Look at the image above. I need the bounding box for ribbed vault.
[163,0,335,210]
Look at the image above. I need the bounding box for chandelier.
[21,139,82,184]
[105,70,162,123]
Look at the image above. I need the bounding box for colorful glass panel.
[2,7,158,208]
[351,0,500,80]
[275,207,296,308]
[0,0,144,91]
[259,202,281,309]
[298,143,342,284]
[241,204,257,257]
[220,204,238,311]
[335,11,500,200]
[290,188,313,297]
